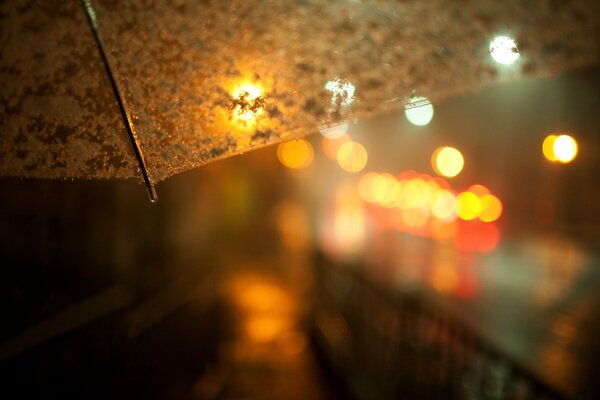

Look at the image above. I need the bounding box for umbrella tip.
[146,185,159,203]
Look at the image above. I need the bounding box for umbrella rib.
[81,0,158,203]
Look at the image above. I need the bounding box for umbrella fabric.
[0,0,139,180]
[2,0,599,184]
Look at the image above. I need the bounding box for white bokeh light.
[490,36,520,65]
[404,96,434,126]
[320,122,349,139]
[325,78,356,107]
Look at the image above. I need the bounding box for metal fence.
[312,254,566,400]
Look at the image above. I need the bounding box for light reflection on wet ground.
[191,266,339,400]
[344,229,600,398]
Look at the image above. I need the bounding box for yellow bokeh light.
[553,134,578,163]
[456,191,482,221]
[542,135,558,161]
[277,139,314,169]
[378,173,401,207]
[232,84,265,122]
[432,146,464,178]
[337,141,368,173]
[401,208,429,228]
[358,172,380,203]
[322,134,350,160]
[430,189,456,220]
[398,179,421,209]
[543,134,578,163]
[479,194,503,222]
[333,188,366,254]
[467,184,490,197]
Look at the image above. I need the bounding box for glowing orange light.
[455,222,500,253]
[277,139,314,169]
[479,194,503,222]
[477,223,501,252]
[231,84,265,122]
[278,331,308,355]
[432,146,464,178]
[401,207,429,228]
[430,264,459,294]
[238,283,283,312]
[397,170,419,181]
[337,141,368,173]
[467,184,490,197]
[246,316,287,342]
[456,191,482,221]
[330,183,366,255]
[322,134,350,160]
[430,219,457,241]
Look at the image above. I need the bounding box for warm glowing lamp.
[432,146,464,178]
[232,83,265,121]
[542,135,558,161]
[479,194,503,222]
[490,36,520,65]
[320,123,349,139]
[456,191,482,221]
[405,96,434,126]
[553,134,578,163]
[430,189,456,220]
[277,139,314,169]
[543,134,578,163]
[337,141,368,173]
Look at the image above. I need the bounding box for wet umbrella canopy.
[1,0,599,198]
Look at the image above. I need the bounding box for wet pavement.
[0,253,341,400]
[192,270,338,400]
[346,230,600,399]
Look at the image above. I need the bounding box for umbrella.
[2,0,599,201]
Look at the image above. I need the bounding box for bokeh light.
[543,134,578,163]
[246,316,287,343]
[337,141,368,173]
[432,146,464,178]
[479,194,503,222]
[404,96,434,126]
[456,191,482,221]
[468,184,490,197]
[232,83,265,121]
[325,78,356,107]
[430,263,459,294]
[358,172,382,203]
[553,134,578,163]
[320,123,349,139]
[542,135,558,161]
[333,185,366,255]
[322,134,350,160]
[277,139,314,169]
[455,222,500,253]
[430,189,456,220]
[490,36,520,65]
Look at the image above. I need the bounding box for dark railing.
[311,254,566,400]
